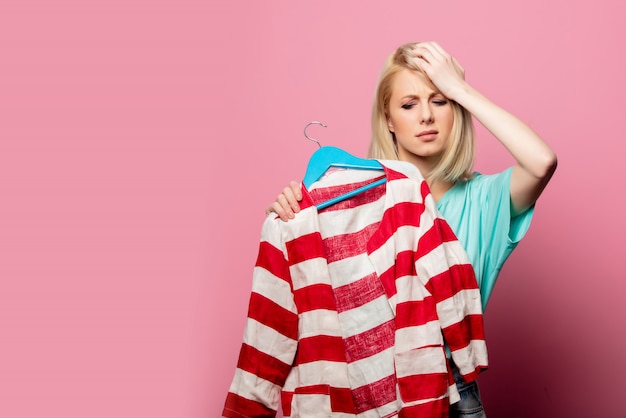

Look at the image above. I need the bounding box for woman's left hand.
[410,42,467,100]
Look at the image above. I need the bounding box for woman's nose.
[419,104,434,124]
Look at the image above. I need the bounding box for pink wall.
[1,1,624,417]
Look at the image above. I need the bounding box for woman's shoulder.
[460,167,513,191]
[442,168,513,205]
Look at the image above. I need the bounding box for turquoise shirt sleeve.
[437,167,534,312]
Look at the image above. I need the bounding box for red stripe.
[293,283,337,312]
[286,232,325,264]
[352,374,397,413]
[323,222,380,263]
[455,365,486,384]
[367,201,425,254]
[295,335,346,364]
[256,241,291,283]
[395,298,438,328]
[424,263,478,304]
[332,272,386,313]
[395,250,417,278]
[309,175,386,212]
[397,371,449,402]
[343,319,395,363]
[383,166,409,181]
[442,314,486,351]
[420,178,431,201]
[398,397,449,418]
[415,218,456,259]
[293,384,328,394]
[284,386,357,414]
[436,217,460,241]
[329,386,357,413]
[377,265,397,299]
[248,292,298,340]
[281,391,293,416]
[237,343,292,387]
[223,392,277,418]
[376,250,414,301]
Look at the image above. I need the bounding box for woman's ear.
[387,117,394,133]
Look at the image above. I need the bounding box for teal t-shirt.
[436,167,533,312]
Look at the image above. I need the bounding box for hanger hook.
[304,121,326,149]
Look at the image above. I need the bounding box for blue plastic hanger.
[302,121,386,210]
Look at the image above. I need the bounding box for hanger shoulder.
[302,146,383,188]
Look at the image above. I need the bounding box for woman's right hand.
[265,180,303,221]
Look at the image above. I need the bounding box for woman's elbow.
[533,150,558,181]
[542,151,558,180]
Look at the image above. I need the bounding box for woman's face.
[386,68,454,169]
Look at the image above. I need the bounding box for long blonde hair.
[367,43,475,183]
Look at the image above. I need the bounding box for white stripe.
[242,318,298,365]
[394,322,444,352]
[337,295,394,337]
[292,360,351,387]
[394,346,447,378]
[385,176,426,203]
[450,339,488,375]
[283,206,321,239]
[415,241,471,281]
[448,382,460,404]
[327,253,375,288]
[260,216,289,250]
[347,346,395,388]
[367,235,397,278]
[400,392,451,409]
[229,368,281,409]
[355,400,398,418]
[436,288,483,328]
[368,222,437,273]
[394,274,430,304]
[332,413,358,418]
[288,393,332,417]
[299,309,342,339]
[318,196,386,239]
[290,258,331,290]
[252,268,297,313]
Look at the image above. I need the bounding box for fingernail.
[288,211,295,218]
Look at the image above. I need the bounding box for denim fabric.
[449,360,486,418]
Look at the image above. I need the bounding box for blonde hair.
[367,43,475,183]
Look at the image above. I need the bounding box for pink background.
[1,1,625,417]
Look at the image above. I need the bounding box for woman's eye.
[433,100,448,106]
[401,103,415,109]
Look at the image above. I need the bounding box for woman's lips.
[417,130,438,141]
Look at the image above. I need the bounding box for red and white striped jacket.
[223,160,487,418]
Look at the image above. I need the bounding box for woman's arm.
[413,42,558,215]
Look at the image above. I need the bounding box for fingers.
[415,41,447,59]
[266,201,291,222]
[424,41,448,58]
[289,180,302,201]
[414,47,443,69]
[414,42,465,78]
[264,180,303,222]
[283,181,302,213]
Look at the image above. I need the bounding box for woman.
[267,42,557,417]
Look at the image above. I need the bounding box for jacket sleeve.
[416,216,488,383]
[223,217,298,418]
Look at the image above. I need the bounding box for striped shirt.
[223,160,487,418]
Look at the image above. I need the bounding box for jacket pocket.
[286,385,332,418]
[395,346,449,402]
